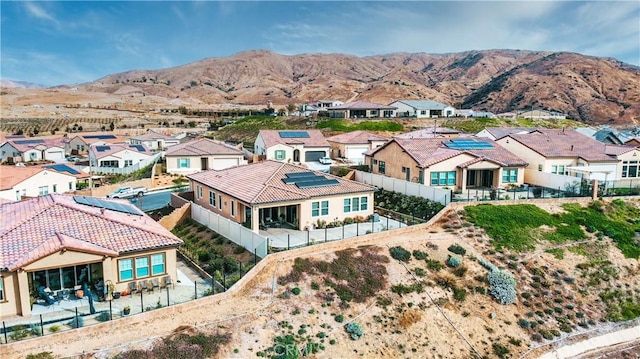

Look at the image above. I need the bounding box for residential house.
[129,131,181,151]
[254,129,331,164]
[395,127,461,139]
[188,160,376,233]
[89,143,154,170]
[67,133,126,155]
[0,137,68,163]
[476,127,537,141]
[327,101,396,119]
[496,129,639,181]
[0,194,183,316]
[518,109,567,120]
[365,137,528,191]
[316,100,344,109]
[326,131,388,164]
[0,164,89,201]
[298,104,321,117]
[165,138,247,175]
[390,100,455,118]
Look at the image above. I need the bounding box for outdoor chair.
[151,278,160,291]
[146,279,155,293]
[128,281,139,295]
[139,280,149,292]
[161,275,174,289]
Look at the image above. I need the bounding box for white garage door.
[212,158,240,170]
[346,146,369,164]
[47,151,66,162]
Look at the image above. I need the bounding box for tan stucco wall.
[368,141,421,182]
[496,138,550,171]
[0,169,78,201]
[166,154,246,174]
[159,203,191,231]
[0,272,21,317]
[75,178,152,197]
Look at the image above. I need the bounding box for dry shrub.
[398,308,422,329]
[435,272,459,290]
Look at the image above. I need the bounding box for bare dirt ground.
[6,199,639,359]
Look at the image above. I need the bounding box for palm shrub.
[488,269,517,304]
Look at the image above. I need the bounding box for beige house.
[165,138,247,175]
[365,137,528,191]
[0,137,68,163]
[326,130,388,164]
[0,164,89,201]
[188,160,376,233]
[0,194,183,317]
[254,130,331,164]
[129,131,181,151]
[67,133,126,155]
[327,101,397,119]
[496,129,640,181]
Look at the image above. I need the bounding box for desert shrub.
[478,257,497,271]
[9,325,29,341]
[488,269,517,304]
[30,324,43,336]
[291,287,301,295]
[68,316,84,329]
[452,287,467,302]
[426,259,444,271]
[518,318,531,329]
[447,256,462,268]
[492,343,510,359]
[48,325,60,333]
[335,314,344,323]
[25,353,54,359]
[389,246,411,262]
[452,265,468,277]
[413,268,426,277]
[412,250,428,260]
[448,244,467,255]
[345,322,364,340]
[391,283,423,295]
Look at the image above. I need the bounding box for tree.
[287,103,297,114]
[109,122,115,131]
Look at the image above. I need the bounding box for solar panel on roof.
[95,145,111,152]
[445,139,494,150]
[129,144,146,152]
[296,179,340,188]
[279,131,310,138]
[73,196,143,216]
[84,135,117,139]
[285,172,317,178]
[44,164,80,175]
[14,139,45,144]
[281,171,340,188]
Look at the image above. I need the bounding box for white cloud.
[23,2,59,25]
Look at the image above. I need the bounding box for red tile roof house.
[164,138,247,175]
[89,143,155,172]
[67,133,126,155]
[0,137,68,163]
[365,137,528,192]
[496,129,640,182]
[188,160,376,233]
[327,101,397,119]
[0,164,89,201]
[129,131,181,151]
[0,194,183,317]
[394,127,462,139]
[326,130,389,165]
[254,130,331,164]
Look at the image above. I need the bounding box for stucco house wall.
[0,169,78,200]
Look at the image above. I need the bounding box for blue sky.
[2,1,639,87]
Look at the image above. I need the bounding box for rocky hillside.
[70,50,639,125]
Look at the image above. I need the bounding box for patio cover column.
[460,168,468,192]
[251,206,260,233]
[17,270,31,316]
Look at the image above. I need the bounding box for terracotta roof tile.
[0,194,182,271]
[91,143,151,159]
[258,130,330,148]
[188,160,375,205]
[326,130,389,144]
[165,138,243,156]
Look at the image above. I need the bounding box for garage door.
[346,146,369,164]
[212,158,240,170]
[305,151,326,162]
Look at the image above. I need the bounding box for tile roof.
[258,129,330,148]
[0,164,88,191]
[394,127,461,138]
[326,130,389,144]
[506,129,630,161]
[393,100,452,110]
[481,127,537,139]
[369,137,527,168]
[91,143,151,159]
[4,137,67,152]
[73,133,126,144]
[165,138,243,157]
[0,194,183,271]
[188,160,375,205]
[328,101,397,110]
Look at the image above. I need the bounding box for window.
[430,171,456,186]
[218,195,222,210]
[343,198,351,213]
[178,158,190,168]
[53,184,57,193]
[502,169,518,183]
[373,159,378,165]
[197,186,202,199]
[209,191,216,206]
[420,110,427,115]
[118,259,134,281]
[100,160,119,167]
[151,253,165,276]
[124,160,133,167]
[622,161,639,178]
[418,171,424,184]
[360,196,368,211]
[38,186,49,196]
[0,277,4,302]
[321,200,329,216]
[275,150,286,160]
[68,182,73,190]
[135,257,149,278]
[378,161,386,174]
[551,165,565,175]
[401,167,408,173]
[231,200,236,217]
[352,197,360,212]
[311,201,328,217]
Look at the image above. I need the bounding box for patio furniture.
[161,275,173,289]
[128,281,139,295]
[139,280,149,293]
[151,278,160,291]
[146,279,155,293]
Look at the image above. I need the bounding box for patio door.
[201,157,209,170]
[286,205,297,225]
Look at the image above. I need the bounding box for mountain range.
[9,50,640,125]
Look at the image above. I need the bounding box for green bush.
[447,244,467,255]
[412,250,428,260]
[97,311,111,322]
[452,287,467,302]
[389,246,411,262]
[345,322,364,340]
[68,316,84,329]
[335,314,344,323]
[291,287,301,295]
[26,353,54,359]
[447,256,462,268]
